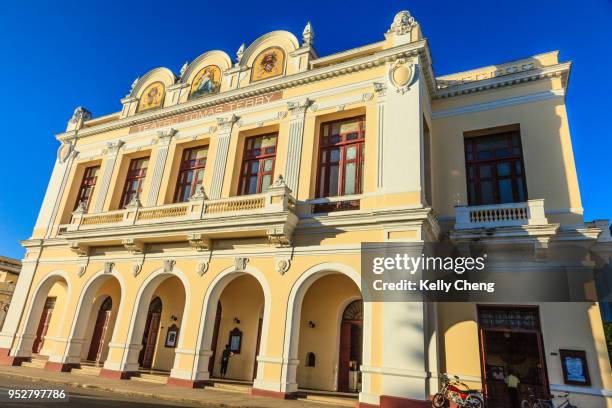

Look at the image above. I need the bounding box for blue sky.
[0,1,610,259]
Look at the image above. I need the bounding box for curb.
[0,370,261,407]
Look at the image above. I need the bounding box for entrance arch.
[119,269,189,373]
[63,272,123,366]
[280,262,372,397]
[16,272,71,359]
[187,265,271,385]
[138,297,162,369]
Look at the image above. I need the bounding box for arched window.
[342,300,363,321]
[305,352,316,367]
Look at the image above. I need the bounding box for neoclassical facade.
[0,10,611,408]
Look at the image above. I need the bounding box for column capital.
[287,98,313,117]
[155,128,177,145]
[216,114,240,133]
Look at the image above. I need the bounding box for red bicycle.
[432,374,484,408]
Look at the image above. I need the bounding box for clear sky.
[0,1,610,259]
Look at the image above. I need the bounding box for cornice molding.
[56,40,430,142]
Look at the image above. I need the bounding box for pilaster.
[283,98,312,194]
[146,128,177,206]
[209,114,239,199]
[92,140,124,213]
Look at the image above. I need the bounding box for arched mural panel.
[137,81,165,112]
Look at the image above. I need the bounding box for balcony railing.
[59,178,297,253]
[454,199,548,230]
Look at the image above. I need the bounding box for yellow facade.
[1,10,610,408]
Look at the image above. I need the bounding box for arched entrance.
[87,297,112,362]
[338,299,363,392]
[23,274,70,358]
[209,275,264,381]
[295,273,362,392]
[138,297,162,369]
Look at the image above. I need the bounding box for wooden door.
[32,303,54,354]
[208,302,222,375]
[142,312,161,369]
[338,321,352,392]
[252,318,263,380]
[87,310,111,362]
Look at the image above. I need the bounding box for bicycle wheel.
[521,400,532,408]
[534,401,553,408]
[431,393,449,408]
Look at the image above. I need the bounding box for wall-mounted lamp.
[234,317,241,324]
[170,315,178,322]
[308,320,316,328]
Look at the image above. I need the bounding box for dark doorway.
[208,301,222,376]
[87,297,113,362]
[338,299,363,393]
[138,297,162,369]
[478,306,549,408]
[32,297,56,354]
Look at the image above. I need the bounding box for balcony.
[450,199,558,243]
[59,179,297,255]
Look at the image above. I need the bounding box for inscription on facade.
[129,91,283,134]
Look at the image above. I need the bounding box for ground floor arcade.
[0,254,610,407]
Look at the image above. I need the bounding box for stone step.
[297,395,357,407]
[21,357,48,369]
[71,365,102,376]
[208,382,251,394]
[130,373,168,384]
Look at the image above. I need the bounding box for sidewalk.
[0,365,348,407]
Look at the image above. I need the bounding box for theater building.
[0,10,610,408]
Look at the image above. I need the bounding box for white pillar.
[209,115,239,199]
[284,99,312,194]
[146,129,176,206]
[91,140,124,213]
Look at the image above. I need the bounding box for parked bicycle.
[432,374,484,408]
[521,390,577,408]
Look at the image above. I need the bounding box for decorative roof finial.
[129,77,139,95]
[236,43,245,63]
[388,10,416,35]
[302,21,314,46]
[179,61,189,79]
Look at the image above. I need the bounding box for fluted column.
[146,128,177,206]
[209,114,239,199]
[283,99,312,194]
[91,140,124,213]
[374,83,387,190]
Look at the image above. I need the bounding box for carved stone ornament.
[277,111,288,119]
[373,82,387,97]
[57,141,75,164]
[302,21,314,46]
[362,92,374,101]
[129,77,139,95]
[164,259,176,273]
[188,233,210,251]
[104,261,114,274]
[122,238,144,254]
[271,174,287,188]
[125,194,142,209]
[70,242,88,257]
[69,106,92,125]
[197,261,209,276]
[189,185,206,201]
[132,263,142,277]
[156,128,178,144]
[217,114,240,132]
[236,43,245,63]
[388,59,416,95]
[276,258,291,275]
[287,98,313,116]
[77,265,86,278]
[179,61,189,79]
[104,140,125,155]
[267,227,292,247]
[388,10,416,36]
[234,257,249,271]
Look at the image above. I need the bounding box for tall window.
[316,116,365,198]
[120,157,149,208]
[238,133,278,195]
[174,146,208,202]
[74,166,100,211]
[464,130,527,205]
